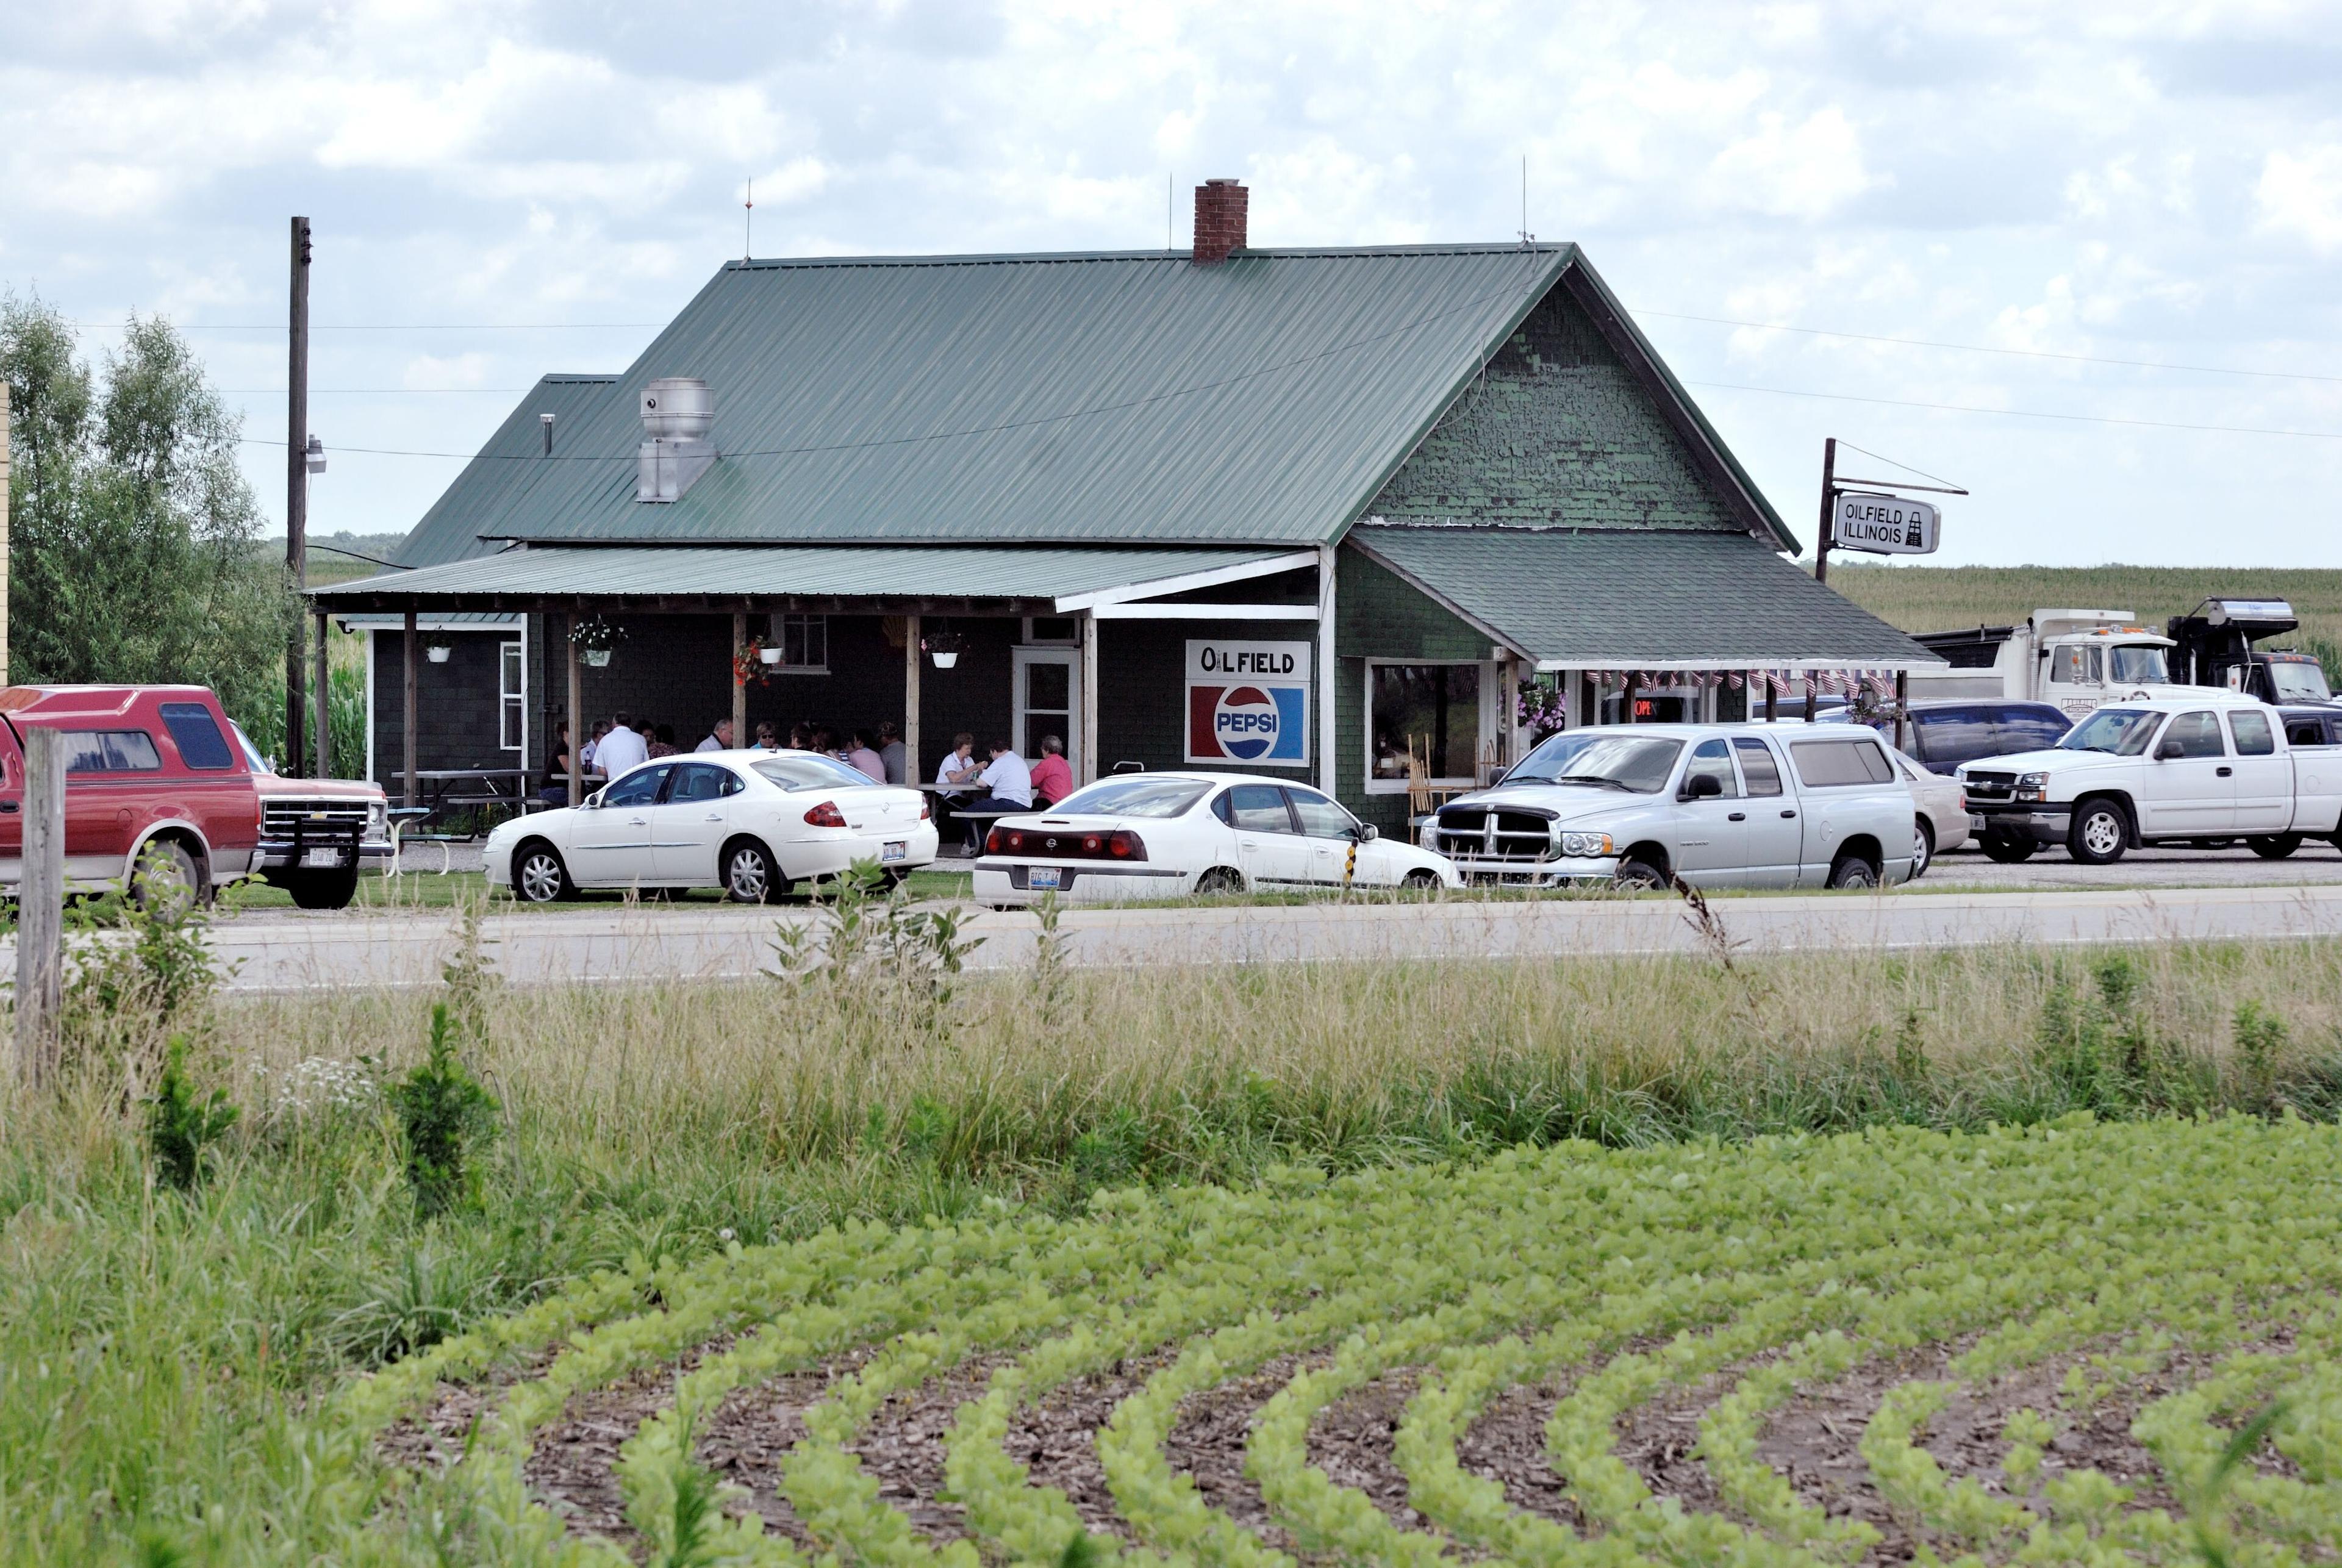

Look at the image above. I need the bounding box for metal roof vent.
[637,376,716,503]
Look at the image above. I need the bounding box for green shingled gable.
[1366,284,1737,531]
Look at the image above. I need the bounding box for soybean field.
[327,1115,2341,1567]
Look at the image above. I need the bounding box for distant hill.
[257,532,409,587]
[1823,563,2342,677]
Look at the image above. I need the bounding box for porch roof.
[1348,524,1944,671]
[309,543,1309,615]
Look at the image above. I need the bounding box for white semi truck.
[1910,609,2190,721]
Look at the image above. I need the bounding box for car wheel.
[286,866,360,909]
[131,840,203,917]
[723,839,784,904]
[1980,833,2038,863]
[1612,858,1667,892]
[1825,851,1880,889]
[1194,866,1244,896]
[1400,868,1441,893]
[1911,820,1935,880]
[2249,833,2303,860]
[2068,800,2129,865]
[512,841,573,904]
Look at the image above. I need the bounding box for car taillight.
[1108,829,1145,860]
[803,801,847,828]
[919,800,931,820]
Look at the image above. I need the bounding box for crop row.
[320,1117,2342,1567]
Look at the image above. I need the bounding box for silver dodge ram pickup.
[1427,723,1917,889]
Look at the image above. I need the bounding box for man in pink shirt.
[1028,734,1073,806]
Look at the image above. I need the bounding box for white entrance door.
[1013,647,1081,777]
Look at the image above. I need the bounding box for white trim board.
[1090,603,1317,620]
[1053,550,1318,612]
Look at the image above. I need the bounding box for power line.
[1682,378,2342,441]
[1833,440,1964,491]
[1641,309,2342,387]
[71,320,663,332]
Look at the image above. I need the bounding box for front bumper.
[254,836,395,872]
[972,859,1186,904]
[1442,853,1619,887]
[1967,803,2071,845]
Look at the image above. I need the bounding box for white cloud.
[1702,107,1878,220]
[2255,146,2342,254]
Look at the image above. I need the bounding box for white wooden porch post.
[1080,610,1100,785]
[903,613,921,785]
[1316,543,1337,796]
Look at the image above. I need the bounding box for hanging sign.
[1833,492,1941,555]
[1186,640,1311,765]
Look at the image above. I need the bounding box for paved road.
[27,879,2340,992]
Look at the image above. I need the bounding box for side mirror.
[584,790,604,809]
[1354,823,1379,843]
[2155,740,2184,762]
[1680,772,1724,800]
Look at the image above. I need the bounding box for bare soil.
[1305,1369,1426,1533]
[1161,1353,1317,1555]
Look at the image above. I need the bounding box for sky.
[5,0,2342,567]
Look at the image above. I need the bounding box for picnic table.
[390,767,540,826]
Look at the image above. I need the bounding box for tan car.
[1889,745,1970,878]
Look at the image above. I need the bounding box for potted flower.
[920,628,967,670]
[570,614,628,668]
[1516,678,1566,742]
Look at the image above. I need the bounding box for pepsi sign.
[1186,640,1311,765]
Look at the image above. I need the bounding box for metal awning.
[1349,524,1944,671]
[310,543,1311,615]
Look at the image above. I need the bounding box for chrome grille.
[263,800,371,839]
[1433,807,1554,862]
[1963,771,2018,801]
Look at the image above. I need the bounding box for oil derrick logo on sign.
[1186,640,1311,765]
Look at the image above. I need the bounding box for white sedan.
[970,771,1463,907]
[1889,745,1971,878]
[486,750,937,903]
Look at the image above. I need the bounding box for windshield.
[2107,646,2169,684]
[2058,708,2163,757]
[1047,777,1211,818]
[1505,732,1685,793]
[227,720,273,773]
[751,754,878,792]
[2269,660,2335,702]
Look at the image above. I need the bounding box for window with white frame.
[768,613,829,673]
[500,640,525,751]
[1022,615,1081,646]
[1365,661,1486,792]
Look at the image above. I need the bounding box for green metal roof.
[318,543,1303,612]
[393,245,1663,560]
[1349,526,1940,669]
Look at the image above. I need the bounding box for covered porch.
[313,543,1333,809]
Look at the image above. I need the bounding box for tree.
[2,293,292,739]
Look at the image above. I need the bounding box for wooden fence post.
[15,729,65,1087]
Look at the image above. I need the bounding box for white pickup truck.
[1955,695,2342,864]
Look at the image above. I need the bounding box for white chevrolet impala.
[970,771,1461,906]
[486,751,937,903]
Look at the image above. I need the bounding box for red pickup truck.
[0,685,391,908]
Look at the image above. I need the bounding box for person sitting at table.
[955,737,1033,856]
[753,720,778,750]
[789,721,814,751]
[580,718,611,778]
[695,718,734,753]
[595,711,649,782]
[1029,734,1072,807]
[845,728,886,782]
[647,721,679,759]
[876,720,908,785]
[539,722,573,806]
[933,732,979,847]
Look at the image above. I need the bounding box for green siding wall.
[1367,283,1738,531]
[1334,548,1497,836]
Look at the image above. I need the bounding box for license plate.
[1968,814,1986,834]
[881,840,907,863]
[1028,866,1062,891]
[302,847,344,868]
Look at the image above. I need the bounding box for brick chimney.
[1192,178,1248,265]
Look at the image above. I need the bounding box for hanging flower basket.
[921,629,967,670]
[569,614,629,664]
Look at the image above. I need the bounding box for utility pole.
[285,217,312,772]
[1812,436,1838,585]
[1,382,10,683]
